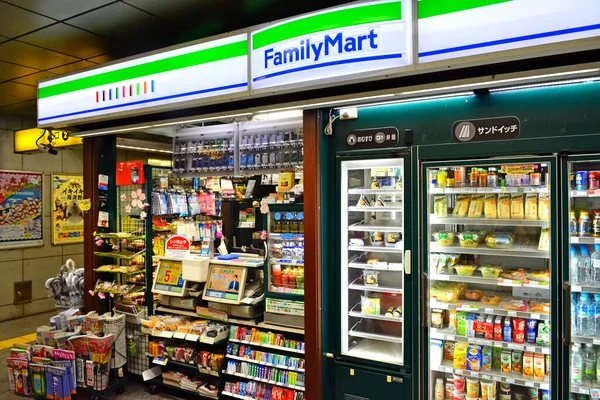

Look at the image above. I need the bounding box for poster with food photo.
[52,174,84,244]
[0,170,43,249]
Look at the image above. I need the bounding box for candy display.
[225,359,304,388]
[229,326,305,353]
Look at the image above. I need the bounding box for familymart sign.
[251,0,412,90]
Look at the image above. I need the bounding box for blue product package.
[248,154,254,166]
[240,154,247,167]
[226,343,233,355]
[228,156,234,168]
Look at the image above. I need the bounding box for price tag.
[375,261,389,268]
[590,388,600,398]
[525,381,534,387]
[508,343,521,350]
[593,339,600,346]
[457,304,479,311]
[572,285,583,292]
[505,378,515,384]
[173,332,186,339]
[526,346,536,352]
[530,313,541,320]
[484,308,494,314]
[481,375,491,380]
[153,357,168,366]
[508,311,517,316]
[185,333,200,342]
[492,376,501,382]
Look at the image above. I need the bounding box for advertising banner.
[52,174,84,245]
[0,171,43,249]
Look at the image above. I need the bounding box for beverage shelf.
[432,360,550,390]
[572,335,600,345]
[348,220,403,232]
[226,354,305,373]
[572,190,600,198]
[348,328,403,344]
[429,243,549,259]
[430,328,550,354]
[571,285,600,293]
[430,215,549,227]
[228,338,305,354]
[349,245,404,253]
[349,304,402,323]
[348,206,403,213]
[269,258,304,266]
[348,188,403,195]
[430,300,550,321]
[222,371,305,391]
[571,237,600,245]
[431,187,549,195]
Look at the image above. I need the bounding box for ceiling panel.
[0,81,37,99]
[0,41,79,70]
[0,2,54,38]
[4,0,116,21]
[123,0,220,27]
[13,71,57,86]
[66,2,182,48]
[87,53,118,64]
[19,23,118,59]
[0,99,37,119]
[48,60,96,75]
[0,92,29,107]
[0,60,39,82]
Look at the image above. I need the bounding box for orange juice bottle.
[281,268,290,288]
[288,269,297,289]
[272,264,282,287]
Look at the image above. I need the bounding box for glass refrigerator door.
[425,160,553,400]
[567,160,600,399]
[341,158,405,366]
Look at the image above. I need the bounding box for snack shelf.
[430,273,549,289]
[571,189,600,198]
[268,233,303,241]
[429,300,550,321]
[148,377,218,399]
[429,329,551,354]
[429,243,549,259]
[572,335,600,345]
[430,215,549,227]
[348,206,403,213]
[348,278,403,294]
[147,355,221,376]
[348,261,403,272]
[349,304,402,323]
[348,326,403,344]
[348,188,403,195]
[221,371,305,391]
[430,187,549,195]
[433,360,550,390]
[228,338,305,354]
[226,354,305,372]
[349,245,404,253]
[571,285,600,293]
[94,232,146,240]
[348,220,403,232]
[222,391,250,399]
[570,236,600,244]
[94,267,145,275]
[94,249,146,259]
[269,258,304,266]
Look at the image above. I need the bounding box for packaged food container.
[479,265,503,278]
[433,231,455,247]
[370,231,385,246]
[454,265,477,277]
[465,377,479,398]
[385,232,401,247]
[485,233,513,249]
[458,232,480,248]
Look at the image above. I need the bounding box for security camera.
[38,143,58,155]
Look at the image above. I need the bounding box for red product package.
[199,351,210,368]
[513,318,526,344]
[493,316,503,341]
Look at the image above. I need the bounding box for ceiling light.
[116,145,173,154]
[252,110,303,121]
[152,112,253,127]
[76,125,152,137]
[489,76,600,93]
[339,92,475,110]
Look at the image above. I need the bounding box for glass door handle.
[325,353,334,359]
[404,250,411,274]
[563,282,571,346]
[421,272,428,329]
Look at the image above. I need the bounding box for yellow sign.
[500,164,535,174]
[14,128,82,153]
[52,174,84,245]
[156,261,182,286]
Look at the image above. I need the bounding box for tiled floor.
[0,312,192,399]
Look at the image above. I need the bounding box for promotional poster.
[0,170,43,248]
[52,174,84,245]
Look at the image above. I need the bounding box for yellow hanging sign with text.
[14,129,82,153]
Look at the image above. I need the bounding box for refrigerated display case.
[340,157,409,367]
[565,158,600,400]
[424,159,557,400]
[265,204,305,328]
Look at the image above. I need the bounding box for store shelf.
[348,220,403,232]
[348,245,404,254]
[348,261,403,272]
[571,236,600,244]
[146,355,221,376]
[571,384,600,396]
[222,391,249,399]
[94,249,145,260]
[348,206,403,213]
[348,188,403,195]
[94,232,145,240]
[346,339,403,365]
[269,233,304,241]
[269,285,304,295]
[572,285,600,293]
[229,338,305,354]
[348,279,402,294]
[94,267,145,275]
[226,354,305,372]
[429,243,549,259]
[430,300,550,321]
[222,371,305,391]
[429,329,550,354]
[430,187,548,195]
[430,272,549,289]
[572,336,600,345]
[430,215,549,227]
[349,304,402,323]
[148,377,218,399]
[348,328,402,344]
[432,360,550,390]
[572,189,600,198]
[228,318,305,335]
[269,258,304,266]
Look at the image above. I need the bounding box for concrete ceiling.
[0,0,348,121]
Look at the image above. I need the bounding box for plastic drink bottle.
[578,293,594,336]
[583,343,597,383]
[594,294,600,337]
[573,293,580,336]
[580,245,593,285]
[572,245,580,285]
[591,244,600,286]
[572,344,583,384]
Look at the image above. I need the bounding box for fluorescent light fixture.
[252,110,303,121]
[116,137,173,154]
[116,145,173,154]
[152,112,252,127]
[256,94,396,114]
[338,91,475,110]
[489,76,600,93]
[77,125,152,137]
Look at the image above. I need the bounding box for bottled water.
[573,293,579,336]
[592,244,600,286]
[583,344,597,383]
[579,245,592,285]
[594,294,600,337]
[572,245,580,285]
[578,293,594,336]
[572,344,583,385]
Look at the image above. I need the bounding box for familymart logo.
[95,80,155,103]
